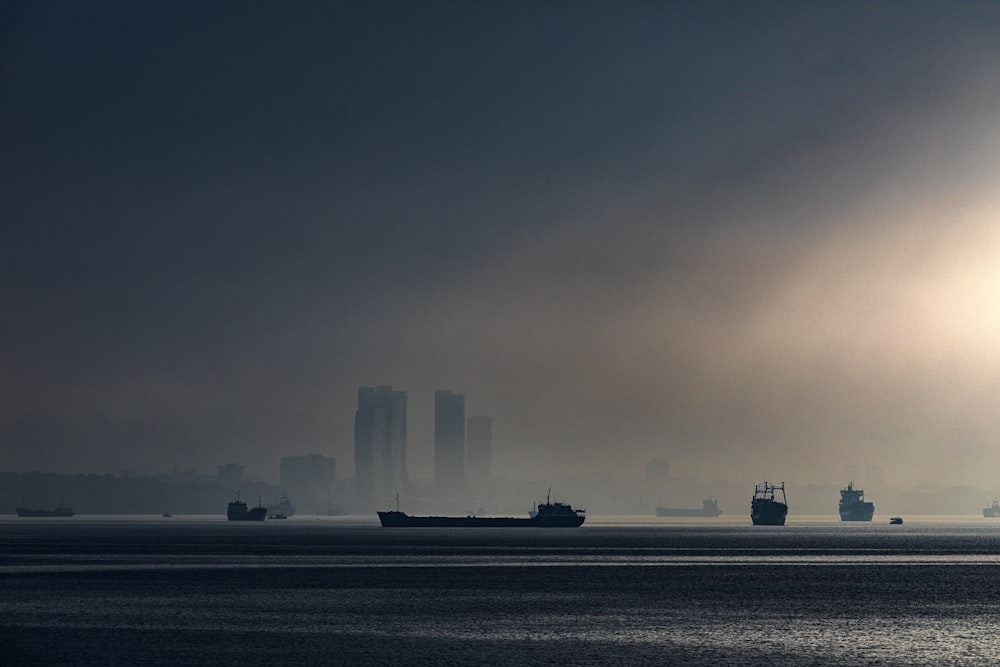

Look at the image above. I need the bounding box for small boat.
[317,507,343,516]
[889,516,903,525]
[267,495,296,519]
[162,512,173,518]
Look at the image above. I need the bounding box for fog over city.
[5,2,1000,497]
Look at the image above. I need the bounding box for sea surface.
[4,514,1000,665]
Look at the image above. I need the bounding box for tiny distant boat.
[268,513,288,520]
[227,493,267,521]
[983,499,1000,518]
[889,516,903,525]
[379,491,585,528]
[656,498,722,517]
[839,482,874,522]
[16,506,75,517]
[751,481,788,526]
[317,507,343,516]
[162,512,173,518]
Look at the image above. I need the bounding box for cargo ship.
[378,492,585,527]
[15,506,75,517]
[838,482,874,521]
[983,499,1000,517]
[750,481,788,526]
[655,498,722,517]
[268,495,296,519]
[226,493,267,521]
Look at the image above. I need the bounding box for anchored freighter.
[839,482,874,521]
[378,491,585,527]
[227,493,267,521]
[15,506,75,517]
[751,481,788,526]
[655,498,722,517]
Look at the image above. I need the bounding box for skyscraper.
[434,389,466,493]
[466,415,492,488]
[354,385,409,502]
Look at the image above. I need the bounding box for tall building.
[354,385,409,501]
[466,415,492,488]
[280,454,336,502]
[434,389,466,493]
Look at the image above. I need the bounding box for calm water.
[4,515,1000,665]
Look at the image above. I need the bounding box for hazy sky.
[5,1,1000,486]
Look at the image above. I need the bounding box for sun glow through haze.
[5,1,1000,492]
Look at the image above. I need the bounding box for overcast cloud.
[4,1,1000,487]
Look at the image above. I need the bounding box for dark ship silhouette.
[838,482,874,522]
[655,498,722,517]
[750,481,788,526]
[226,493,267,521]
[378,491,585,527]
[983,499,1000,517]
[15,506,75,517]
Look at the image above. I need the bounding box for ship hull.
[839,503,874,521]
[984,509,999,518]
[378,511,584,527]
[655,507,722,517]
[15,507,75,517]
[227,507,267,521]
[751,501,787,526]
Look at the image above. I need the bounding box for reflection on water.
[4,520,1000,665]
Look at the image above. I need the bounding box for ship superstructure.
[838,482,874,522]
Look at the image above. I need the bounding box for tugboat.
[838,482,875,521]
[655,498,722,517]
[983,499,1000,517]
[378,491,585,527]
[750,481,788,526]
[226,493,267,521]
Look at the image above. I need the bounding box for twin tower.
[353,385,492,502]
